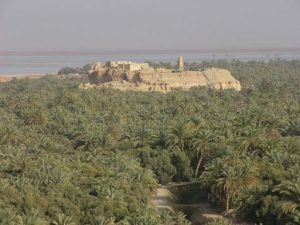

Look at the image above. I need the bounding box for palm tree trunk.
[195,155,203,177]
[225,191,230,212]
[180,142,184,152]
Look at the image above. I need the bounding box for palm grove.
[0,60,299,225]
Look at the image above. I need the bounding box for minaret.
[177,56,184,71]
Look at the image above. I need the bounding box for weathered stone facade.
[105,61,150,72]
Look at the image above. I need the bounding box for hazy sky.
[0,0,300,52]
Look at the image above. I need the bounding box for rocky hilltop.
[83,57,241,92]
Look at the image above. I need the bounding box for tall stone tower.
[177,56,184,71]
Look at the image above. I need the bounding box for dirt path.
[151,184,223,225]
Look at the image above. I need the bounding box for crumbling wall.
[203,68,241,91]
[88,68,129,84]
[136,69,241,91]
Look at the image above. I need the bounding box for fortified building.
[85,57,241,92]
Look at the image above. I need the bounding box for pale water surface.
[1,52,300,75]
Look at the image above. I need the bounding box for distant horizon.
[1,47,300,56]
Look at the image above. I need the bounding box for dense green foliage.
[0,60,299,225]
[58,64,92,75]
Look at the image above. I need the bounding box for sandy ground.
[151,183,255,225]
[0,74,54,83]
[151,183,223,225]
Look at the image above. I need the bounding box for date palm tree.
[192,129,213,177]
[52,214,76,225]
[0,125,22,147]
[167,121,194,152]
[202,157,259,212]
[273,178,300,224]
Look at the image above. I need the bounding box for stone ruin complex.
[84,57,241,92]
